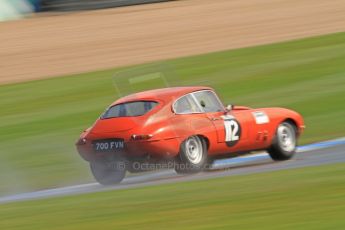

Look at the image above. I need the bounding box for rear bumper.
[76,138,181,162]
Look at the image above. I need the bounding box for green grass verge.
[0,32,345,194]
[1,163,345,229]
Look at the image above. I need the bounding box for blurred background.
[0,0,344,229]
[0,0,170,18]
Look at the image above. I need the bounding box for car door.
[192,90,252,153]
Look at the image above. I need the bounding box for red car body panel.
[76,86,304,162]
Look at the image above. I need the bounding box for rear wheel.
[174,136,208,174]
[268,122,297,161]
[90,159,126,185]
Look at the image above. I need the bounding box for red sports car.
[76,86,305,184]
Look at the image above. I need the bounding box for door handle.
[211,117,221,121]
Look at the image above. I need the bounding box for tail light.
[76,138,87,145]
[131,134,153,141]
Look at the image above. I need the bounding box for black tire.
[268,122,297,161]
[174,136,208,174]
[90,159,126,185]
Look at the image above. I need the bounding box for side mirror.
[225,104,233,112]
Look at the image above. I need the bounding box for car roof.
[112,86,213,105]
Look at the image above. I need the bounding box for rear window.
[101,101,158,119]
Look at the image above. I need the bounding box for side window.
[174,95,202,114]
[193,91,224,113]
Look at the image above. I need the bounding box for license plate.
[92,139,124,152]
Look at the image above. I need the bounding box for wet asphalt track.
[1,138,344,204]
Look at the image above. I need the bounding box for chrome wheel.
[277,123,296,152]
[175,135,207,174]
[185,136,203,165]
[90,159,126,185]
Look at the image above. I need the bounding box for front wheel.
[268,122,297,161]
[90,159,126,185]
[174,136,208,174]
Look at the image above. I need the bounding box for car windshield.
[101,101,158,119]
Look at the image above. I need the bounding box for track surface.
[1,139,344,204]
[1,0,345,84]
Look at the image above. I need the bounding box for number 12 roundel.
[222,115,241,147]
